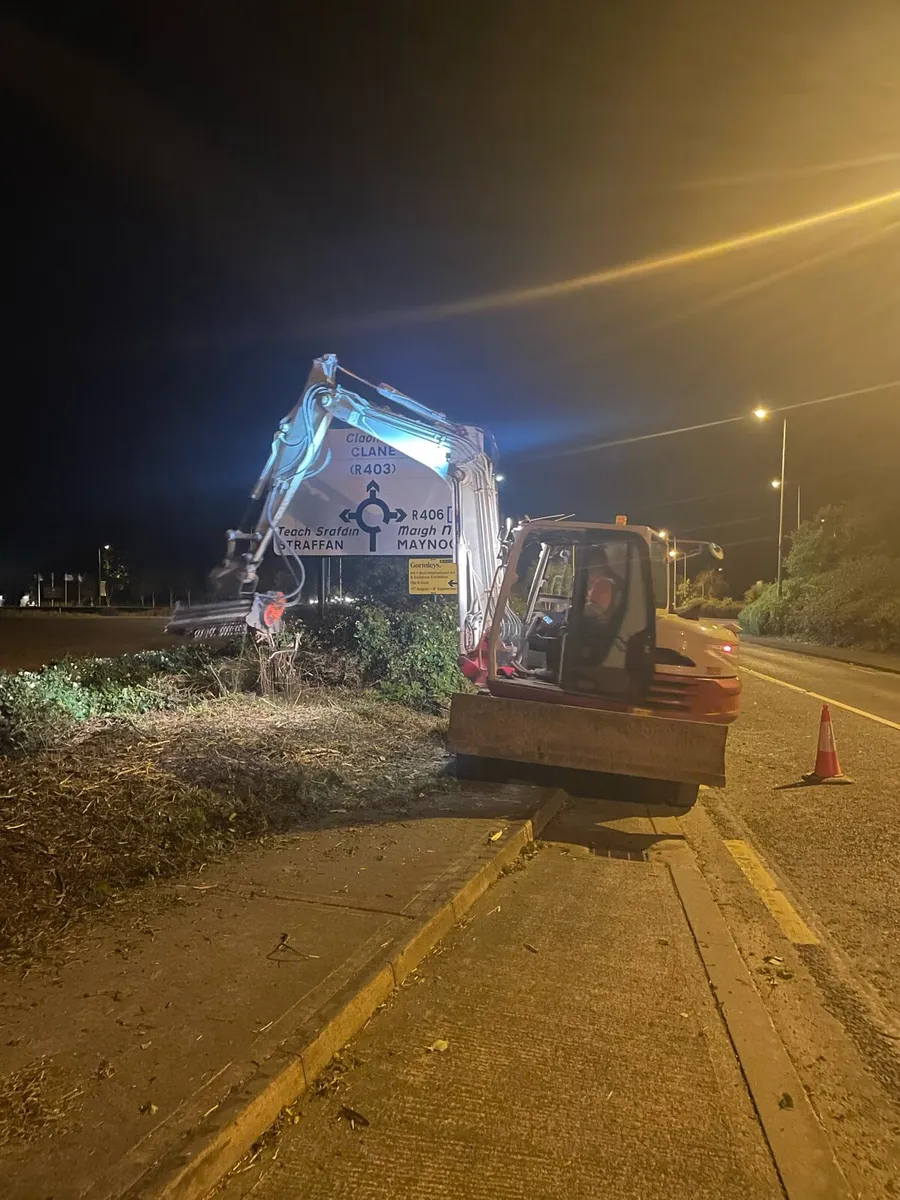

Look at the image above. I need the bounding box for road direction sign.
[408,558,458,595]
[274,430,454,557]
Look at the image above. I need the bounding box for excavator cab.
[450,519,729,803]
[489,522,657,705]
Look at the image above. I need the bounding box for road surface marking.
[742,665,900,732]
[724,839,819,945]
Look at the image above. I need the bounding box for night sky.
[3,1,900,597]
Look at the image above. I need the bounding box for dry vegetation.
[0,1055,86,1151]
[0,687,448,966]
[0,607,463,966]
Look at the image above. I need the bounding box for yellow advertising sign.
[408,558,458,595]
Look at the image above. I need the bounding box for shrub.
[355,600,460,710]
[785,556,900,650]
[293,599,464,711]
[0,601,464,756]
[0,646,220,753]
[351,601,463,710]
[738,558,900,651]
[738,582,792,636]
[692,597,743,619]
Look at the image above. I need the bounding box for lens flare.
[357,187,900,328]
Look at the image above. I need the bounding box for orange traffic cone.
[803,704,852,785]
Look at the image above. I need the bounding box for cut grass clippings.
[0,690,448,967]
[0,1055,84,1150]
[0,609,462,966]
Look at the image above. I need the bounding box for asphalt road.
[698,642,900,1170]
[720,645,900,996]
[740,642,900,727]
[722,644,900,1021]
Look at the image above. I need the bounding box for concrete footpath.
[0,784,560,1200]
[3,784,852,1200]
[218,801,845,1200]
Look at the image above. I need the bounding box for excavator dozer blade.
[448,692,727,789]
[166,599,255,640]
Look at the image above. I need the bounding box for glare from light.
[770,478,781,489]
[658,529,669,539]
[668,549,678,559]
[495,474,505,482]
[753,407,769,420]
[381,431,450,475]
[721,644,734,654]
[103,543,111,550]
[353,185,900,326]
[530,379,900,463]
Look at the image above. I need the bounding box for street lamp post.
[667,541,681,606]
[754,408,788,599]
[658,530,672,609]
[771,478,801,530]
[98,544,111,606]
[776,418,787,598]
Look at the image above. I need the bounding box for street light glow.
[770,478,781,488]
[658,529,669,539]
[753,406,769,420]
[495,474,505,482]
[668,549,678,559]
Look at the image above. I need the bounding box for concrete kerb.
[651,814,849,1200]
[122,787,567,1200]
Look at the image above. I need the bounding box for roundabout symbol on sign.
[340,481,408,552]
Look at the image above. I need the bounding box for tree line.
[740,484,900,651]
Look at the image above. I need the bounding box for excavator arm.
[167,355,505,666]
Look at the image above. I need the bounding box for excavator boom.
[167,355,505,663]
